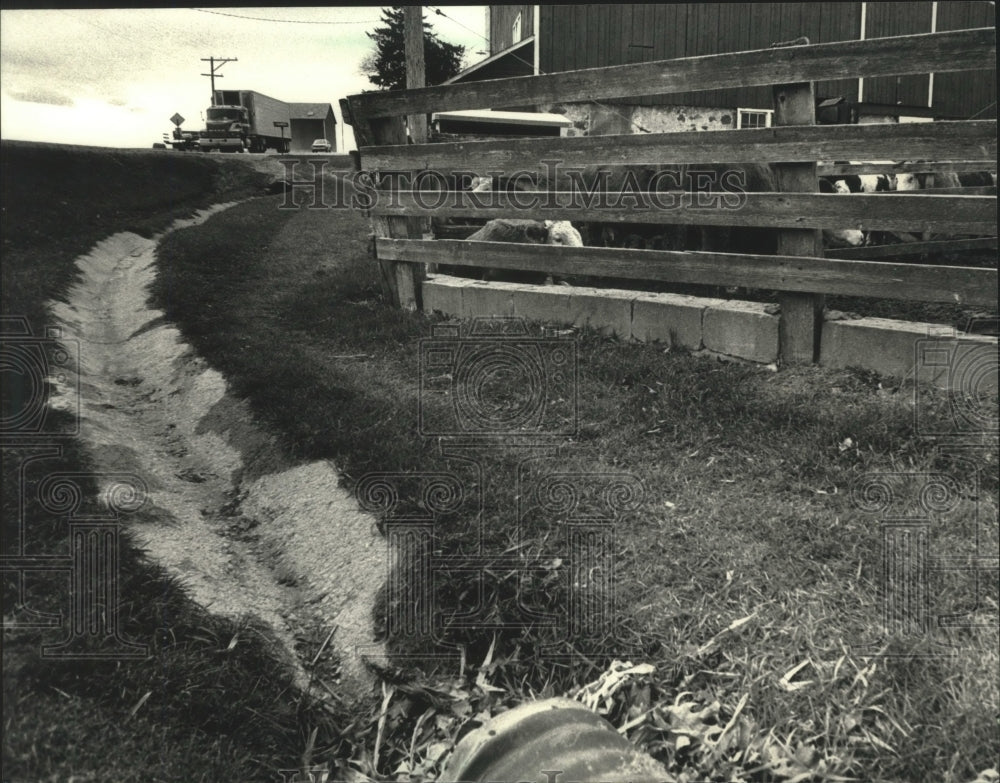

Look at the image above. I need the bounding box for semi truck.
[197,90,292,153]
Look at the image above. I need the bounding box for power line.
[191,8,377,25]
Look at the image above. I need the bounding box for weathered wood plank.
[895,186,997,196]
[771,74,823,364]
[360,120,997,172]
[345,28,995,118]
[352,113,425,311]
[818,160,997,177]
[826,236,998,259]
[404,6,427,144]
[369,191,997,234]
[379,239,999,307]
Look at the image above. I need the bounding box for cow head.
[544,220,584,247]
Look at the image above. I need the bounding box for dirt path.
[48,205,387,700]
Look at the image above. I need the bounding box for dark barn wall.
[491,5,535,54]
[536,3,991,116]
[540,4,863,109]
[863,2,932,108]
[933,1,996,119]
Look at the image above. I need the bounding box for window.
[736,109,773,129]
[512,12,522,42]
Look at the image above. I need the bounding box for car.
[311,138,332,153]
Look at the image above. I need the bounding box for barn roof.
[444,37,534,84]
[289,103,335,122]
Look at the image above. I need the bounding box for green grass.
[149,190,998,781]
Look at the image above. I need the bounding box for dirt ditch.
[47,204,387,700]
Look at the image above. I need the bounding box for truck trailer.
[199,90,292,153]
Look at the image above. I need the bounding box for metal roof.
[431,109,572,128]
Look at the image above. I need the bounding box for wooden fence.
[342,27,997,363]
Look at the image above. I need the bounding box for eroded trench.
[48,204,387,700]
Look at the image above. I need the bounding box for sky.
[0,6,490,151]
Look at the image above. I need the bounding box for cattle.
[894,171,926,191]
[818,175,867,248]
[819,164,903,247]
[920,170,997,189]
[467,218,583,248]
[436,218,583,285]
[537,162,782,256]
[839,173,893,193]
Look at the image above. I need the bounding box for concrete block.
[422,275,469,318]
[703,300,779,364]
[632,292,726,349]
[567,287,637,337]
[509,284,574,326]
[820,316,998,389]
[461,280,518,319]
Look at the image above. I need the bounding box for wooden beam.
[771,75,823,364]
[818,160,997,177]
[345,28,995,118]
[896,186,997,196]
[404,6,427,143]
[360,120,997,172]
[369,191,997,234]
[378,239,999,307]
[339,97,374,148]
[341,110,425,311]
[825,236,998,260]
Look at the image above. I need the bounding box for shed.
[288,103,336,152]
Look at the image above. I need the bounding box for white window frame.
[736,108,773,129]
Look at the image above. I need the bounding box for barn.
[289,103,337,153]
[446,3,996,133]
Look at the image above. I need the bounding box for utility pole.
[404,7,426,143]
[201,56,238,106]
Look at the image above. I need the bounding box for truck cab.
[200,105,251,151]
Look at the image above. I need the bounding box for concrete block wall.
[820,315,999,391]
[422,275,999,390]
[422,275,780,364]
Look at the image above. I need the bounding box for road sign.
[170,113,185,127]
[273,121,289,128]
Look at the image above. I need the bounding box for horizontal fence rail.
[344,19,997,357]
[362,121,997,172]
[893,186,997,196]
[818,160,997,177]
[369,192,996,234]
[379,239,998,307]
[344,28,994,119]
[825,237,999,260]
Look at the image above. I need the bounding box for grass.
[3,139,996,781]
[2,141,359,782]
[149,186,998,781]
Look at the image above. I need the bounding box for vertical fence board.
[772,69,824,364]
[347,108,425,311]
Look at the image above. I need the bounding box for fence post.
[341,99,425,311]
[771,41,824,364]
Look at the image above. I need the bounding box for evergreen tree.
[361,7,466,90]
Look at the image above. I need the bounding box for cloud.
[8,88,74,107]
